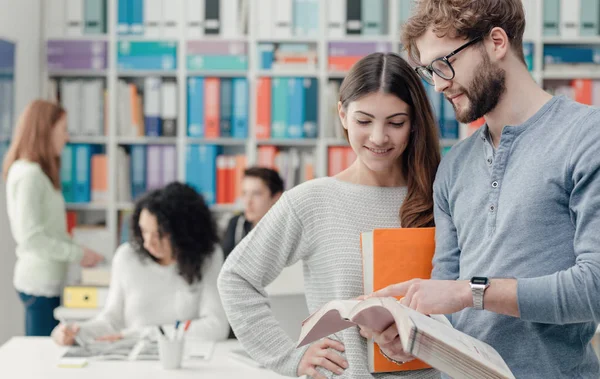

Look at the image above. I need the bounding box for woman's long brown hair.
[339,53,441,227]
[2,100,65,189]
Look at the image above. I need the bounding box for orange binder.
[204,78,221,138]
[91,154,108,203]
[573,79,592,105]
[360,227,436,373]
[256,77,271,140]
[216,155,227,204]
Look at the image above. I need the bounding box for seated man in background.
[221,167,284,339]
[222,167,284,260]
[51,182,229,345]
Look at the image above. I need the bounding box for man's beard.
[450,54,506,124]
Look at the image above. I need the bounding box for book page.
[296,300,361,347]
[398,304,513,377]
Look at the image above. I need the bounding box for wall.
[0,0,42,344]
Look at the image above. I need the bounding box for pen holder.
[158,335,185,370]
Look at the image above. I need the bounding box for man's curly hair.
[402,0,526,66]
[130,182,220,285]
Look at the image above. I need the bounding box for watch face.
[471,277,488,285]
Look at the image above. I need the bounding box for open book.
[297,297,515,379]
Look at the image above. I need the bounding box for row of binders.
[49,79,106,137]
[256,146,315,191]
[118,0,249,37]
[540,0,600,37]
[1,39,16,139]
[117,78,177,137]
[45,0,107,37]
[60,144,106,203]
[187,77,249,138]
[255,77,318,140]
[545,79,600,106]
[116,145,177,202]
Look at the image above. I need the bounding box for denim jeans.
[17,291,60,336]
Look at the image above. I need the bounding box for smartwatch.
[470,277,490,310]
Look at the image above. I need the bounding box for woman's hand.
[359,325,414,364]
[297,338,348,379]
[95,333,123,342]
[80,247,104,268]
[51,323,79,346]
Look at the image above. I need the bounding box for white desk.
[0,337,294,379]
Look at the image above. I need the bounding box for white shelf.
[186,137,247,146]
[188,70,248,77]
[48,70,107,77]
[66,202,108,211]
[257,70,319,77]
[117,70,178,77]
[54,306,100,321]
[543,37,600,45]
[327,36,395,43]
[325,138,349,147]
[117,36,178,42]
[543,70,600,80]
[117,201,242,213]
[116,202,134,211]
[257,37,318,44]
[257,139,318,147]
[328,71,347,78]
[211,204,242,213]
[49,35,108,41]
[68,136,108,144]
[190,35,249,42]
[117,136,177,144]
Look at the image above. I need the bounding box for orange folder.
[360,227,436,373]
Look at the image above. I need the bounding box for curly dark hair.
[130,182,220,285]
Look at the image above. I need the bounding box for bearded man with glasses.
[356,1,600,378]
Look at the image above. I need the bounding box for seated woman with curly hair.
[51,182,229,345]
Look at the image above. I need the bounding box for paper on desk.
[184,339,215,360]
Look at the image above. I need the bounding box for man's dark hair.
[244,167,284,196]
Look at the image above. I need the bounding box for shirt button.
[487,158,492,165]
[492,181,499,188]
[489,205,495,212]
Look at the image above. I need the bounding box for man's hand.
[371,279,472,315]
[297,338,348,379]
[359,324,414,364]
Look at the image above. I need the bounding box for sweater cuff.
[517,276,558,323]
[281,344,310,377]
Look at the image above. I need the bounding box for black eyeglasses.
[415,36,484,86]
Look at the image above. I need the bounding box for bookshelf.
[0,38,15,167]
[41,0,470,255]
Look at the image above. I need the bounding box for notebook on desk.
[62,338,158,361]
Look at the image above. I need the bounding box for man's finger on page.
[373,281,412,297]
[312,355,345,376]
[306,367,327,379]
[322,338,345,352]
[320,349,348,370]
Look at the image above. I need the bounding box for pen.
[158,325,166,339]
[174,320,180,331]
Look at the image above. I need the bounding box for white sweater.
[79,243,229,342]
[218,177,439,379]
[6,160,83,297]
